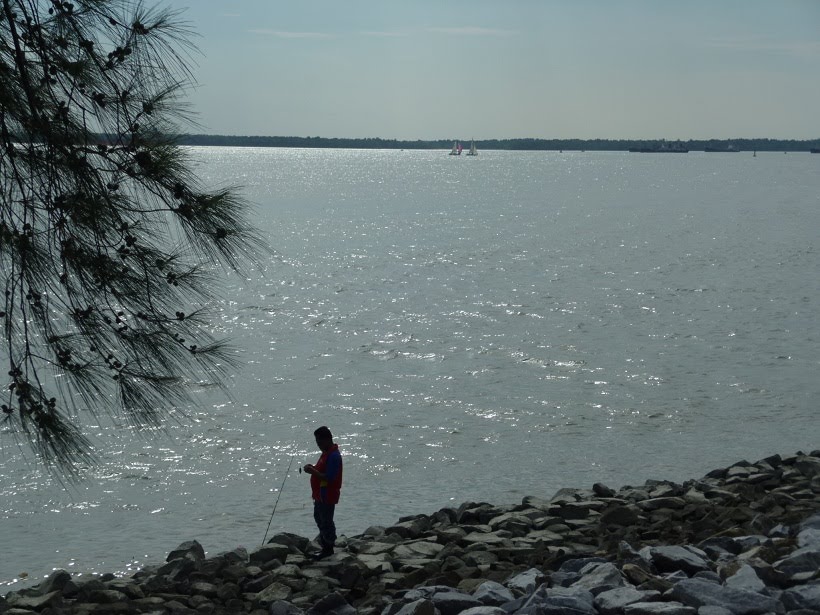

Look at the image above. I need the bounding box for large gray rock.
[571,562,626,595]
[84,589,128,604]
[166,539,205,562]
[558,557,609,573]
[105,578,144,600]
[773,546,820,581]
[637,497,687,511]
[35,569,72,594]
[429,590,483,615]
[667,577,780,614]
[221,545,250,563]
[472,580,515,606]
[797,528,820,548]
[781,583,820,611]
[254,582,294,607]
[6,590,63,610]
[506,568,546,594]
[392,540,445,559]
[244,573,278,593]
[250,543,291,565]
[391,599,436,615]
[601,505,641,526]
[460,531,512,547]
[594,586,660,615]
[268,532,311,552]
[156,556,198,581]
[724,564,766,593]
[800,512,820,531]
[489,512,534,532]
[623,603,696,615]
[518,585,596,615]
[643,546,711,576]
[269,601,306,615]
[401,585,461,602]
[306,591,355,615]
[358,541,398,555]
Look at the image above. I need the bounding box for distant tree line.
[176,135,820,152]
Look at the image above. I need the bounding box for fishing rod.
[261,454,297,546]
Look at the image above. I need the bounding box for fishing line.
[261,454,296,546]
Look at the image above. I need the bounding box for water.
[1,148,818,587]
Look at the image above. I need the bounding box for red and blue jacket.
[311,444,342,504]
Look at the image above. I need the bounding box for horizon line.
[179,134,820,143]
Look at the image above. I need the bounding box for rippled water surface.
[2,148,818,585]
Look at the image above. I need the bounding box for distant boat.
[449,141,463,156]
[466,140,478,156]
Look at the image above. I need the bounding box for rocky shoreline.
[2,450,819,615]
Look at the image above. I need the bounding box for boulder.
[505,568,546,594]
[270,600,307,615]
[392,540,444,559]
[558,557,609,573]
[472,580,515,606]
[594,586,660,615]
[243,573,278,593]
[391,598,436,615]
[429,590,483,615]
[593,483,617,498]
[167,539,206,562]
[724,564,766,593]
[773,546,820,581]
[268,533,311,552]
[249,543,291,565]
[571,562,626,595]
[667,577,780,614]
[35,569,72,594]
[519,585,596,615]
[623,602,696,615]
[637,497,687,511]
[214,547,248,565]
[797,527,820,548]
[305,590,355,615]
[643,545,711,576]
[6,590,63,610]
[781,583,820,611]
[254,582,293,607]
[601,505,641,526]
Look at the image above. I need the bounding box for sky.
[162,0,820,141]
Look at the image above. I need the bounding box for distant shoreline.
[176,134,820,152]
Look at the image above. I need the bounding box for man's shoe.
[310,547,334,561]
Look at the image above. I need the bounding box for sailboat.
[466,140,478,156]
[449,141,463,156]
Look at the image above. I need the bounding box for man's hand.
[303,464,317,475]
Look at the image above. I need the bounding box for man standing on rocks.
[303,426,343,559]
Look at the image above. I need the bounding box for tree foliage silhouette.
[1,0,264,476]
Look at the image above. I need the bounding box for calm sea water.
[1,148,818,587]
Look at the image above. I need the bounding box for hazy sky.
[164,0,820,140]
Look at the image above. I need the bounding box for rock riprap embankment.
[2,451,819,615]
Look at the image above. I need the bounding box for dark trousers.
[313,501,336,550]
